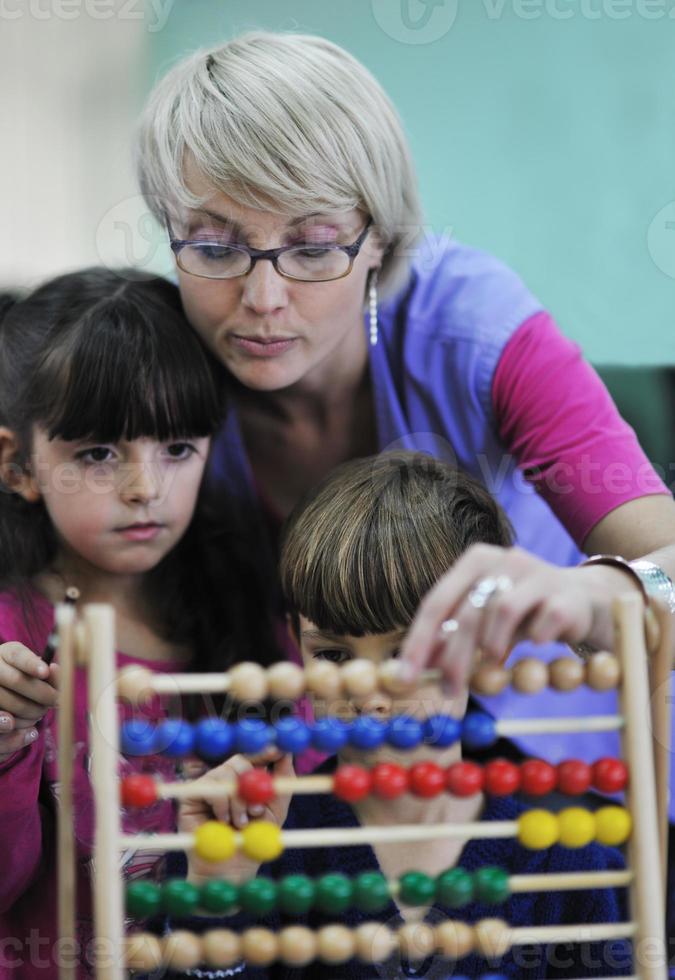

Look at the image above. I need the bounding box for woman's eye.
[164,442,197,460]
[312,650,351,664]
[75,446,114,464]
[295,247,332,259]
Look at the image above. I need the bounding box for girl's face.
[174,171,383,394]
[297,615,468,767]
[29,429,210,577]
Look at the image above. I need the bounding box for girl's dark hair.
[0,269,277,674]
[280,451,514,637]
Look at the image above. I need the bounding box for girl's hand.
[179,750,295,886]
[400,544,636,694]
[0,643,59,760]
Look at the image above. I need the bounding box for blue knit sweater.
[165,757,632,979]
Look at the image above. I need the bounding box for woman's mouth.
[230,334,297,358]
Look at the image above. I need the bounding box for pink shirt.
[0,590,181,979]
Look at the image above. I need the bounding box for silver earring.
[368,270,379,347]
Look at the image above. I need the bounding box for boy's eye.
[164,442,197,460]
[75,446,114,464]
[312,649,352,665]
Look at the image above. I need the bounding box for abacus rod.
[120,820,519,853]
[508,869,632,893]
[134,668,442,694]
[55,604,77,980]
[156,775,333,800]
[508,921,636,945]
[497,716,622,736]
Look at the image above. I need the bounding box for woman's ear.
[0,427,40,503]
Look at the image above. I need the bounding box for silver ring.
[468,575,513,610]
[439,618,459,636]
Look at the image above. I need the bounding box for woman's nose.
[241,260,288,315]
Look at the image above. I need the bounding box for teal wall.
[146,0,675,365]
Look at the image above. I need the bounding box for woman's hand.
[400,544,641,694]
[0,643,59,761]
[179,749,294,886]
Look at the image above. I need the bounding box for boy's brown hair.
[280,451,513,637]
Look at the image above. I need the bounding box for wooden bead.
[549,656,585,692]
[278,926,317,967]
[317,924,356,964]
[398,923,435,961]
[229,662,269,702]
[267,662,305,701]
[585,652,621,691]
[435,921,475,960]
[378,659,416,696]
[202,930,241,968]
[474,918,511,959]
[354,923,397,963]
[511,658,548,694]
[241,928,279,966]
[116,665,154,705]
[305,660,342,701]
[470,664,510,696]
[161,930,203,971]
[123,933,162,971]
[342,659,378,698]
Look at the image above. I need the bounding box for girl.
[0,268,275,979]
[176,454,631,979]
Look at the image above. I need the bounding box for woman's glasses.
[170,218,373,282]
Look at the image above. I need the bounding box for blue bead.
[386,714,424,750]
[120,719,157,756]
[423,714,461,748]
[462,712,497,750]
[311,717,350,753]
[349,715,387,750]
[275,717,311,754]
[235,719,275,755]
[155,719,195,757]
[194,718,235,761]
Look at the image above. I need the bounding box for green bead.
[278,875,316,915]
[398,871,435,907]
[126,881,162,918]
[474,866,510,905]
[199,879,240,914]
[161,879,201,916]
[315,873,354,914]
[436,868,475,908]
[353,872,390,913]
[239,877,278,915]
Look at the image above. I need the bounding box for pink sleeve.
[492,311,671,546]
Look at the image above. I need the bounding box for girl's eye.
[312,649,351,665]
[164,442,197,460]
[75,446,114,465]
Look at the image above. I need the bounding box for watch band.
[628,559,675,614]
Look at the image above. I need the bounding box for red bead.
[371,762,409,799]
[445,761,484,797]
[557,759,592,796]
[520,759,557,796]
[238,768,276,806]
[409,762,446,798]
[592,758,628,794]
[483,758,521,796]
[121,774,158,809]
[333,764,372,802]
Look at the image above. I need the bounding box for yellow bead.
[595,806,632,846]
[242,820,284,862]
[194,821,237,863]
[558,807,596,848]
[517,809,559,849]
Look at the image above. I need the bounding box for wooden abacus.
[56,595,670,979]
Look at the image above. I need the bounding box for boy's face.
[296,615,468,766]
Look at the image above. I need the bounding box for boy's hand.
[0,643,59,761]
[179,749,294,886]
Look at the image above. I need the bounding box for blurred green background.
[146,0,675,367]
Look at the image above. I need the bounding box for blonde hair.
[135,31,424,299]
[280,452,514,637]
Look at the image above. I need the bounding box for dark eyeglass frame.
[169,217,374,282]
